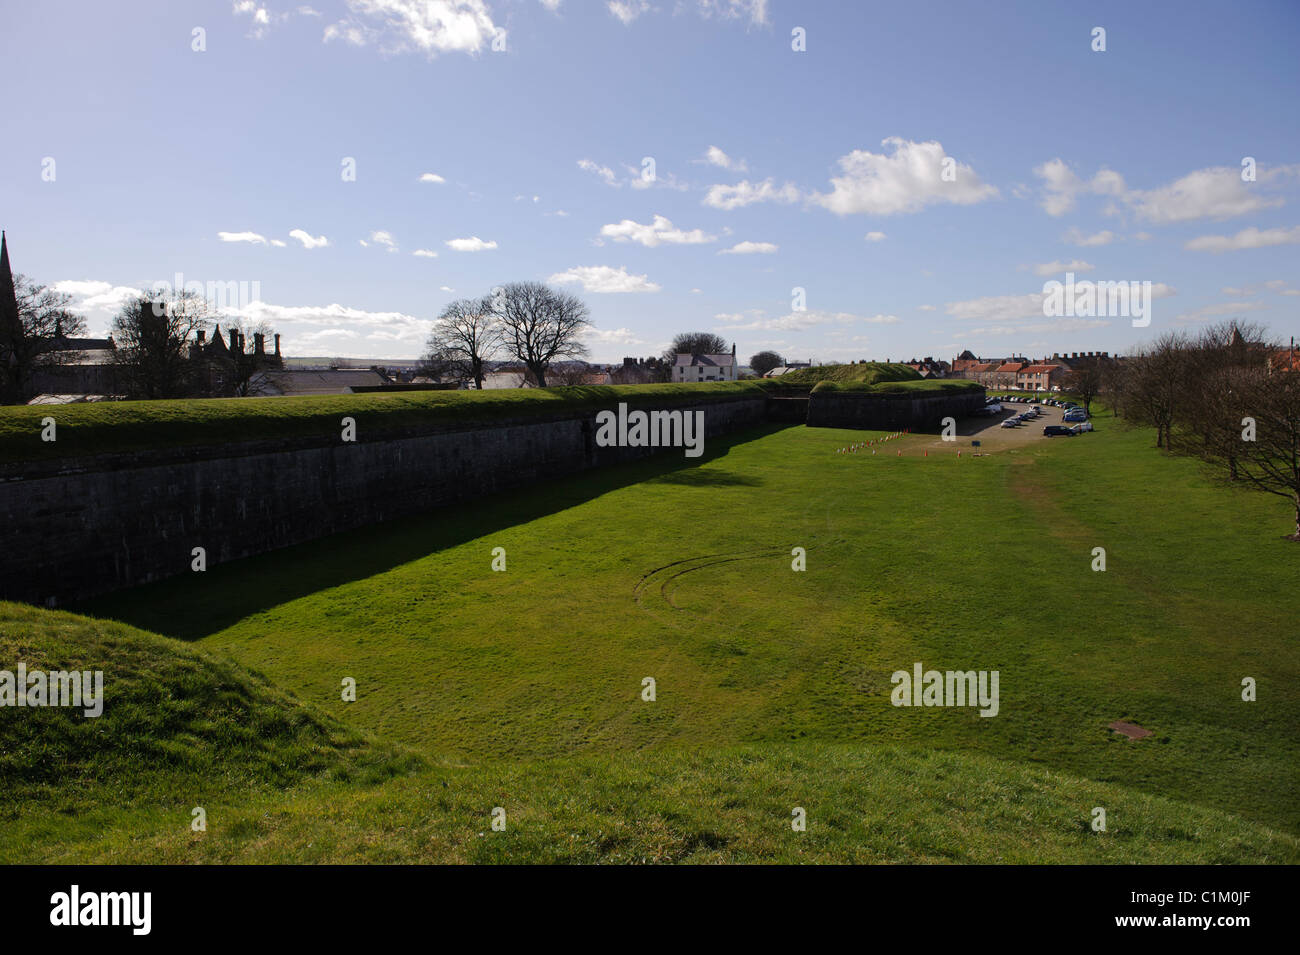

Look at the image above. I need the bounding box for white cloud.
[1127,165,1295,224]
[697,0,769,26]
[419,172,446,183]
[607,1,649,25]
[703,177,799,210]
[1171,301,1269,324]
[538,0,562,11]
[715,309,898,331]
[864,231,887,242]
[229,298,429,355]
[584,326,647,346]
[217,231,269,245]
[1039,161,1297,224]
[361,230,398,252]
[701,145,747,172]
[579,157,684,191]
[1033,159,1126,217]
[719,240,777,254]
[289,229,329,249]
[270,239,287,247]
[412,249,439,258]
[50,280,143,330]
[947,283,1176,323]
[549,265,660,293]
[970,319,1113,336]
[1032,259,1095,277]
[809,138,998,216]
[577,158,620,187]
[599,214,715,247]
[233,1,278,37]
[1062,227,1115,247]
[445,236,497,251]
[1184,225,1300,253]
[323,0,498,57]
[917,304,936,311]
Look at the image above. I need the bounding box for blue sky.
[2,0,1298,363]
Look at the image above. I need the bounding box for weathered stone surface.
[0,396,768,605]
[806,390,986,431]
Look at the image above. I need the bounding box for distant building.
[247,369,385,396]
[1017,363,1067,391]
[673,343,737,382]
[904,356,950,378]
[763,363,813,378]
[610,356,666,384]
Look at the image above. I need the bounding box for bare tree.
[1187,364,1300,539]
[546,361,597,386]
[423,298,502,389]
[1063,356,1105,415]
[488,282,591,388]
[111,290,211,399]
[0,274,83,403]
[749,350,784,377]
[1117,331,1187,448]
[663,332,729,365]
[1169,321,1274,474]
[217,319,279,396]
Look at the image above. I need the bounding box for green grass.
[777,362,921,386]
[0,381,771,464]
[2,599,1292,863]
[0,604,419,815]
[5,742,1292,864]
[27,417,1292,864]
[812,377,984,395]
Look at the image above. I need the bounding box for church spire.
[1,231,22,339]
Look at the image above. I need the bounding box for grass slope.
[0,381,769,464]
[5,742,1294,864]
[777,362,922,386]
[79,419,1300,847]
[0,604,418,823]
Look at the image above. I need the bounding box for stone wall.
[0,395,768,605]
[806,388,986,431]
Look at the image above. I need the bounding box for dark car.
[1043,425,1076,437]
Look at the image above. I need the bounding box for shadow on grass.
[76,423,790,641]
[645,469,762,487]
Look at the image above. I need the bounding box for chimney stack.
[274,333,281,356]
[197,330,205,345]
[254,332,265,355]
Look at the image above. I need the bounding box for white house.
[672,345,737,382]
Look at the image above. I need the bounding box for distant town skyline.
[3,0,1298,362]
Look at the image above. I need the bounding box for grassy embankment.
[1,398,1295,862]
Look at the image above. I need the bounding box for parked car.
[1063,412,1088,422]
[1001,419,1019,428]
[1069,421,1093,433]
[1043,425,1076,437]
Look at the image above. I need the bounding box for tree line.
[1108,320,1300,541]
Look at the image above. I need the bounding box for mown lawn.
[78,417,1300,845]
